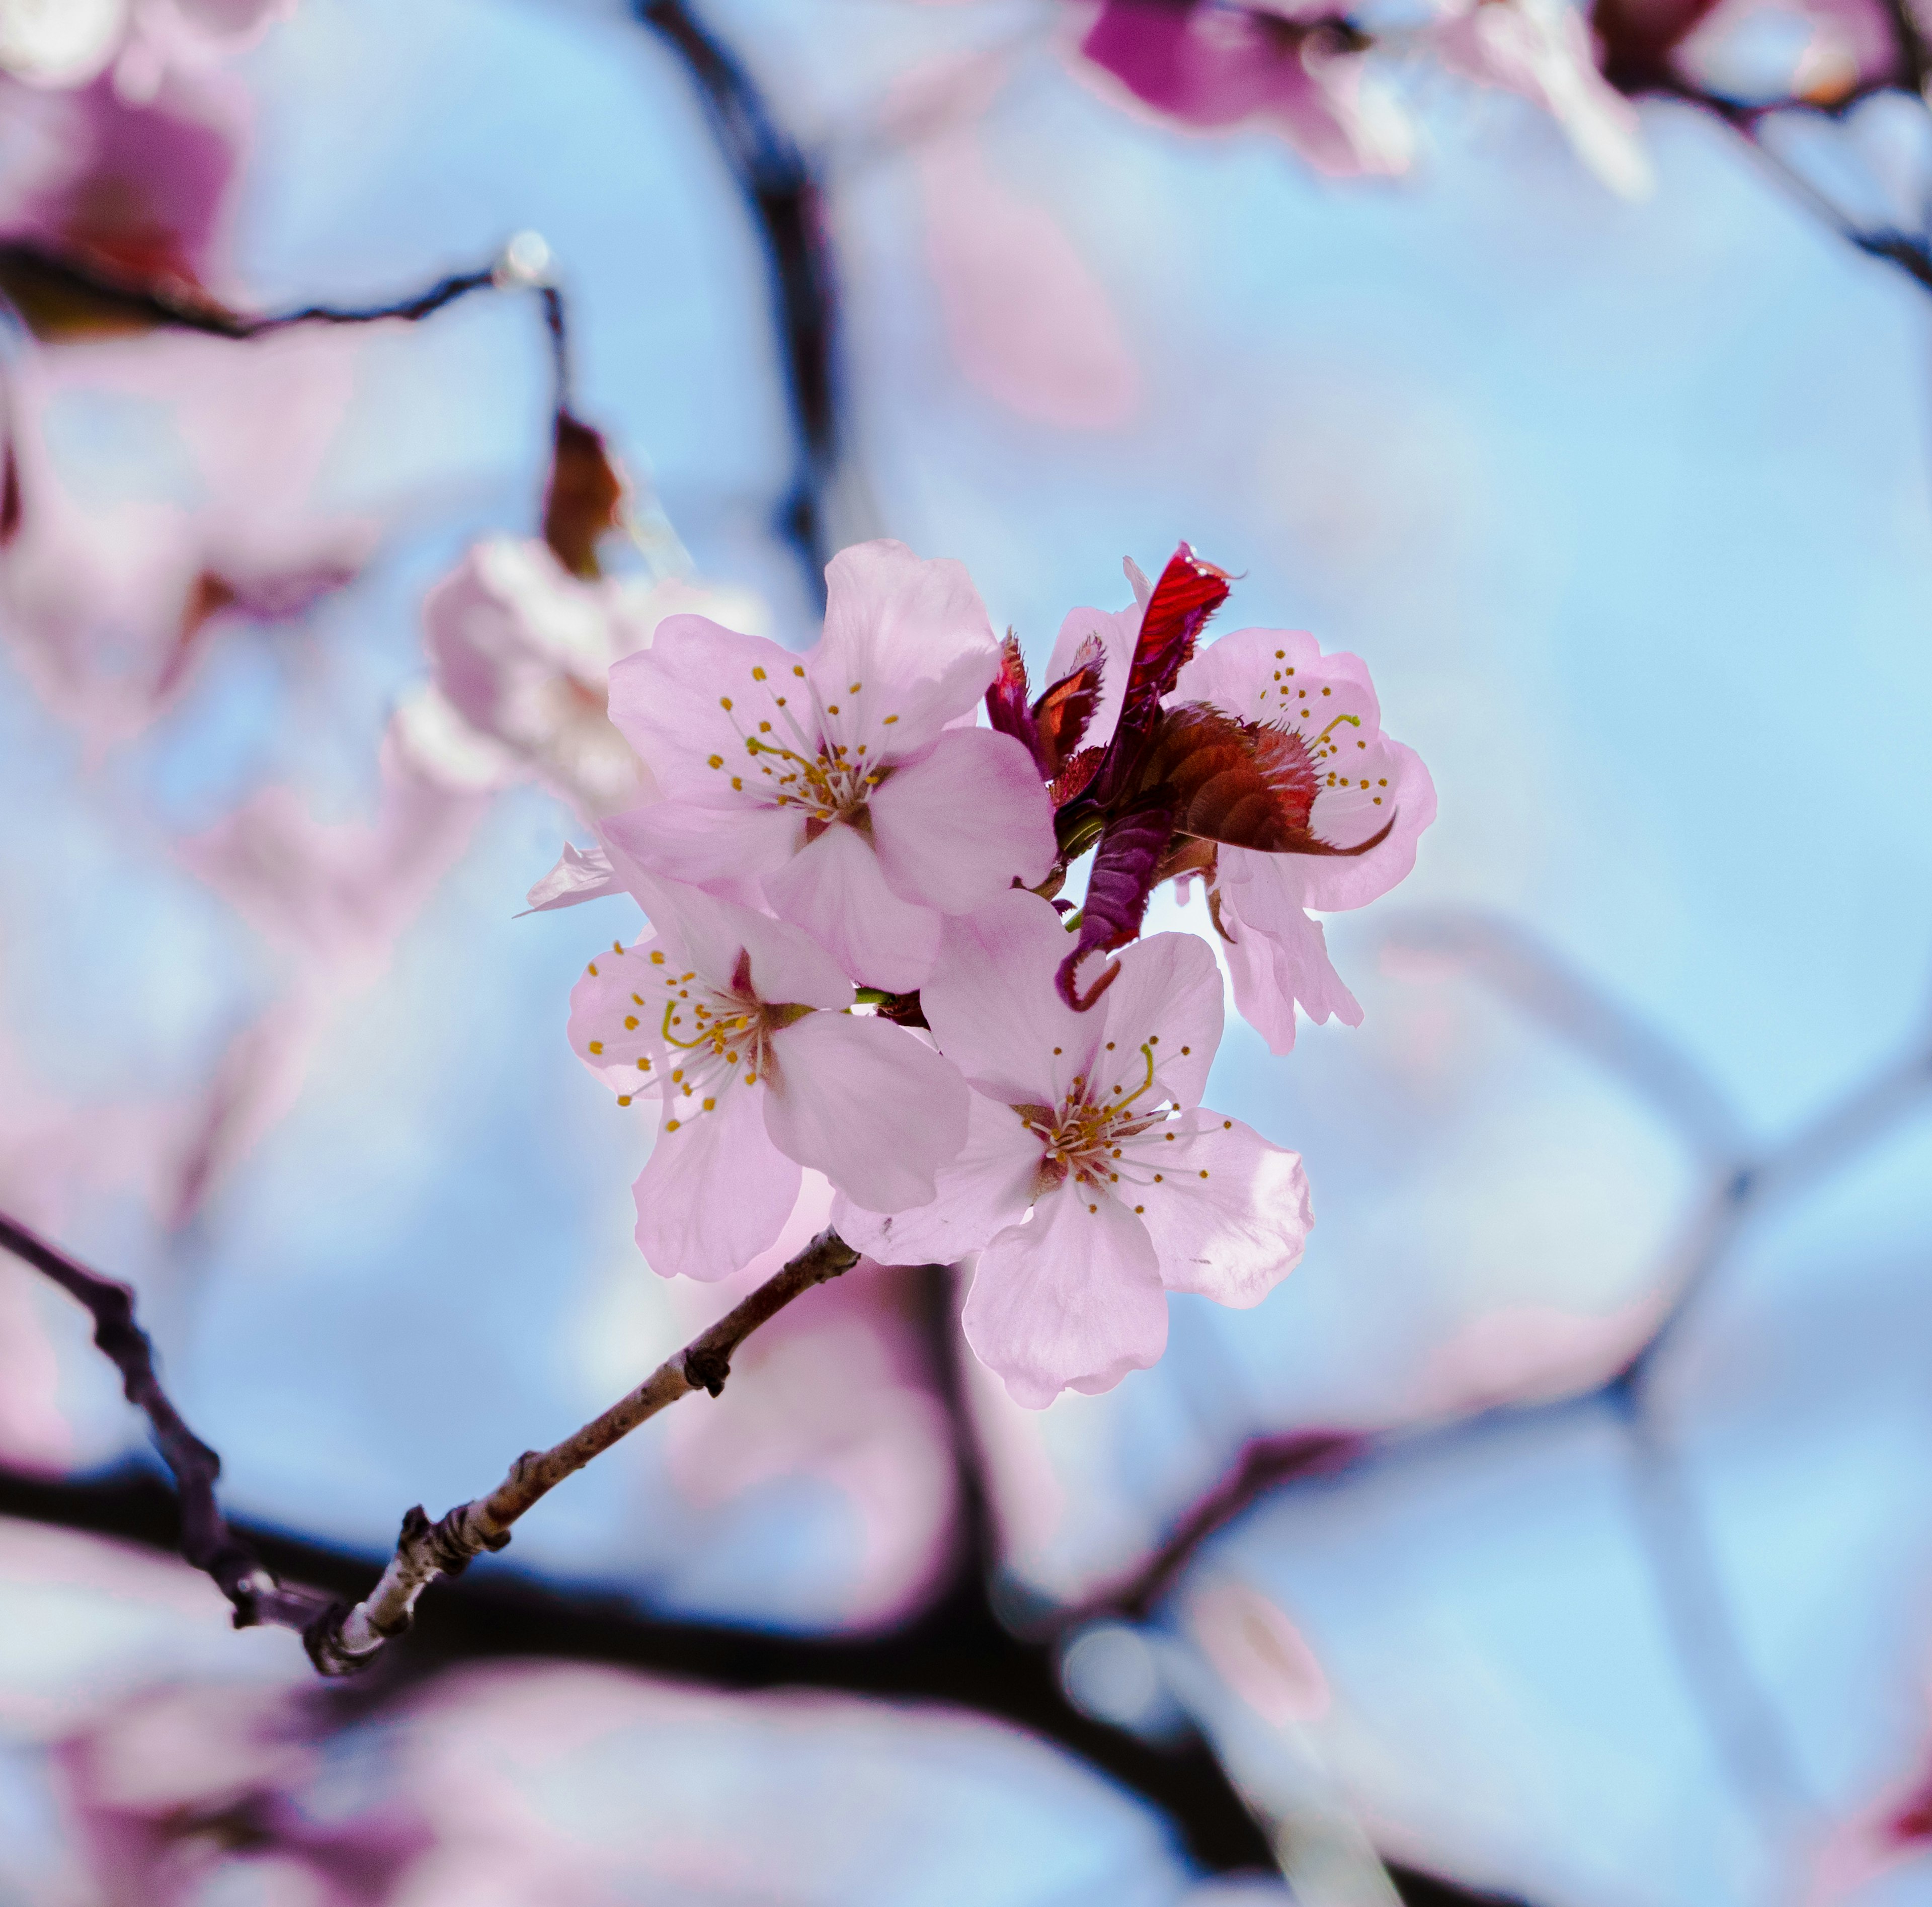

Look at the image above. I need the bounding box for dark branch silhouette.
[0,1214,860,1677]
[636,0,839,591]
[0,1212,335,1638]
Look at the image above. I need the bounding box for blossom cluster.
[539,539,1433,1407]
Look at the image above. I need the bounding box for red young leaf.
[1139,702,1396,858]
[1032,634,1105,775]
[986,632,1038,760]
[1101,543,1231,792]
[1056,796,1175,1010]
[1050,745,1105,809]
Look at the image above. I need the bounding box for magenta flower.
[835,891,1312,1408]
[569,875,969,1282]
[1075,0,1414,178]
[1172,623,1436,1053]
[602,539,1058,992]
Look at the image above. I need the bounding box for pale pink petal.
[1087,929,1224,1110]
[868,728,1057,913]
[633,1087,800,1283]
[1043,597,1141,754]
[1216,862,1363,1056]
[520,841,618,915]
[918,889,1098,1104]
[602,796,799,907]
[568,937,670,1093]
[962,1186,1168,1408]
[627,873,851,1009]
[1297,734,1436,911]
[917,126,1140,431]
[761,821,941,993]
[811,539,1000,749]
[1172,623,1327,713]
[834,1090,1042,1266]
[605,614,802,802]
[764,1012,969,1213]
[1125,1109,1312,1306]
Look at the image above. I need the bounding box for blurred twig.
[0,1212,337,1638]
[635,0,839,592]
[0,1212,858,1677]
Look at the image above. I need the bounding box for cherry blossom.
[398,536,768,818]
[603,538,1057,991]
[1172,622,1435,1053]
[834,891,1311,1408]
[569,873,969,1282]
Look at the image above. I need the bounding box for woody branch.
[0,1210,857,1678]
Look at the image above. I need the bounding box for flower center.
[1017,1042,1173,1194]
[629,947,806,1133]
[706,669,899,827]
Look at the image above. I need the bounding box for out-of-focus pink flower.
[604,538,1057,991]
[0,325,375,739]
[568,873,969,1281]
[1073,0,1415,177]
[836,890,1311,1407]
[1171,622,1436,1054]
[0,0,292,96]
[914,113,1141,430]
[1427,0,1654,197]
[398,536,769,819]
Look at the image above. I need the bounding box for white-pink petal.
[868,728,1057,913]
[1215,860,1363,1056]
[917,890,1099,1106]
[834,1091,1041,1267]
[603,796,799,906]
[812,539,1001,747]
[763,1011,969,1215]
[631,874,851,1009]
[761,822,942,993]
[522,841,619,915]
[606,614,799,803]
[632,1089,801,1283]
[1086,929,1224,1111]
[1128,1110,1312,1308]
[962,1187,1169,1409]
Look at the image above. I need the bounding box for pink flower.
[398,537,768,819]
[602,539,1058,992]
[1172,623,1435,1053]
[1074,0,1414,178]
[834,891,1312,1408]
[569,874,970,1282]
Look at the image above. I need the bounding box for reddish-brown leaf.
[986,631,1036,759]
[543,411,626,579]
[1139,702,1395,858]
[1033,634,1105,775]
[1050,745,1105,809]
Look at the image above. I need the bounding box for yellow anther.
[588,1040,604,1054]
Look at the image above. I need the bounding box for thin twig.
[0,1211,857,1676]
[308,1226,858,1675]
[0,1213,335,1635]
[0,242,500,341]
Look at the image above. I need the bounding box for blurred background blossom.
[4,0,1932,1901]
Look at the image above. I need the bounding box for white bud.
[495,229,554,289]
